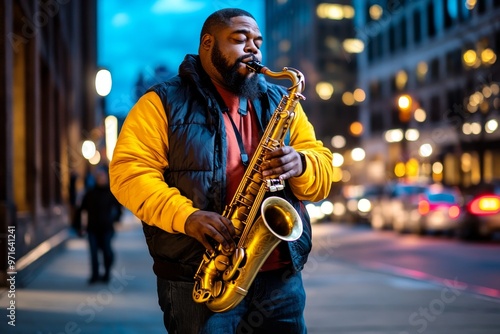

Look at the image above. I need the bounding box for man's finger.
[205,226,233,252]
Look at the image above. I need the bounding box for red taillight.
[448,205,460,219]
[418,200,430,215]
[468,195,500,215]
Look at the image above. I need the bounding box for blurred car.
[458,182,500,240]
[330,184,384,224]
[370,182,427,231]
[394,184,463,235]
[305,199,334,224]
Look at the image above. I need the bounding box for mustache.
[238,54,258,64]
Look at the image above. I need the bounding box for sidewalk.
[0,212,164,334]
[1,215,499,334]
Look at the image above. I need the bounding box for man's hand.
[261,146,304,180]
[184,210,236,252]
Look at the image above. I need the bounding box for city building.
[1,0,98,285]
[264,0,363,152]
[354,0,500,187]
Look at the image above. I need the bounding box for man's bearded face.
[211,39,260,100]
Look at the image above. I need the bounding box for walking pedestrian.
[79,166,122,284]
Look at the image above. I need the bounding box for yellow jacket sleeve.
[109,91,198,234]
[287,102,334,201]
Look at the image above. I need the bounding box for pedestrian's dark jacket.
[80,185,122,233]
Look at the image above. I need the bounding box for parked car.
[330,184,384,224]
[370,182,427,231]
[458,182,500,240]
[393,184,463,235]
[305,199,334,224]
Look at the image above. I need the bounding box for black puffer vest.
[142,54,312,281]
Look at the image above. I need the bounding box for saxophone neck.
[246,61,306,97]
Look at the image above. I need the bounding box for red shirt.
[214,84,291,271]
[214,85,260,203]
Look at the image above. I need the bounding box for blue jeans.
[157,267,307,334]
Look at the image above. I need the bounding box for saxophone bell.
[261,196,303,242]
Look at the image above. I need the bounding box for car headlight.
[357,198,372,213]
[320,201,334,215]
[306,203,325,221]
[333,202,346,216]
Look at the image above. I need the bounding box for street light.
[81,139,101,165]
[332,153,344,167]
[95,69,112,97]
[397,94,413,123]
[419,143,433,158]
[396,93,417,164]
[81,140,96,160]
[331,135,346,149]
[105,115,118,161]
[351,147,366,162]
[94,68,114,163]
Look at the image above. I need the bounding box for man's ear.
[200,34,213,51]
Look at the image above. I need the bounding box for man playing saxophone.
[109,8,333,334]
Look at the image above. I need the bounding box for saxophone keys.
[222,248,245,281]
[266,179,285,192]
[212,280,223,298]
[214,254,230,271]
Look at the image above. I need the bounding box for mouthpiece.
[246,61,266,74]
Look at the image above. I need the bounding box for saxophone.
[192,61,306,312]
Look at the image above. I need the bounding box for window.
[391,106,401,128]
[460,0,471,21]
[390,73,397,93]
[427,3,436,38]
[446,49,463,76]
[413,10,422,44]
[370,111,385,133]
[369,80,381,100]
[368,33,384,62]
[400,19,407,49]
[388,0,405,12]
[429,95,441,123]
[430,58,440,81]
[12,12,29,212]
[445,88,465,125]
[367,38,375,62]
[416,61,428,85]
[389,25,396,53]
[495,30,500,52]
[444,10,452,29]
[444,0,456,29]
[478,0,487,13]
[41,60,52,208]
[376,33,384,58]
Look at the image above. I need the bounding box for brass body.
[192,61,306,312]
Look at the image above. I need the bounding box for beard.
[211,41,261,100]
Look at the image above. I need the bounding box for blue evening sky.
[98,0,264,118]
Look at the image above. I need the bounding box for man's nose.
[245,42,259,54]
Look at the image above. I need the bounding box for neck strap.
[225,97,249,167]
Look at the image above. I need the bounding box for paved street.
[1,215,500,334]
[304,224,500,334]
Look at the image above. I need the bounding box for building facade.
[354,0,500,187]
[1,0,98,284]
[264,0,361,150]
